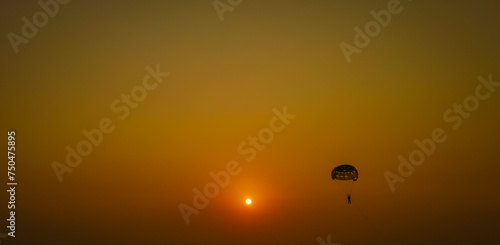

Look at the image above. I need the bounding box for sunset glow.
[2,1,499,244]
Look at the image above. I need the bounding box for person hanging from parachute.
[331,164,358,204]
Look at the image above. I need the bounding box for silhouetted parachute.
[331,164,358,198]
[331,164,358,181]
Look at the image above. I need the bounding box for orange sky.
[1,0,499,244]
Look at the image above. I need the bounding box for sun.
[245,198,252,205]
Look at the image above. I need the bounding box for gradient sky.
[1,0,499,244]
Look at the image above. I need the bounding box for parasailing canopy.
[331,164,358,181]
[331,164,358,198]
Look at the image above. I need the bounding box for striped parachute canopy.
[331,164,358,197]
[331,164,358,181]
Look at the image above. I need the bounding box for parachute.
[331,164,358,198]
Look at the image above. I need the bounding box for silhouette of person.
[347,195,351,204]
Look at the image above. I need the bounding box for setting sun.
[245,199,252,205]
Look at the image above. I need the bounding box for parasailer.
[331,164,358,204]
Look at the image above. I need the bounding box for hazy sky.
[1,0,499,244]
